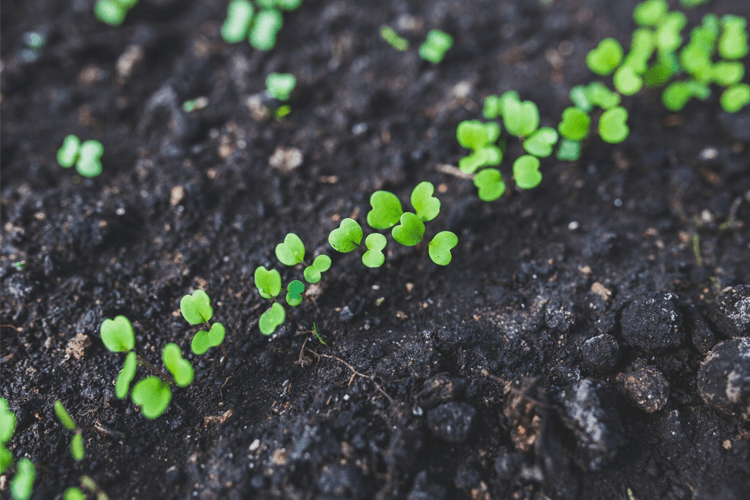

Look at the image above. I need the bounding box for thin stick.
[305,348,394,406]
[0,324,22,332]
[436,163,474,180]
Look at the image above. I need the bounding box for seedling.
[719,15,749,60]
[523,127,559,157]
[274,233,331,283]
[598,106,630,143]
[250,9,283,51]
[513,155,542,190]
[286,280,304,306]
[428,231,459,266]
[94,0,138,26]
[312,322,327,346]
[254,266,306,335]
[721,83,750,113]
[222,0,255,43]
[586,38,624,76]
[266,73,296,101]
[473,168,505,202]
[381,26,409,51]
[328,218,364,253]
[1,398,36,500]
[712,62,745,87]
[556,139,583,161]
[362,233,387,268]
[613,65,643,95]
[392,213,425,247]
[503,96,540,138]
[180,290,227,356]
[482,91,520,120]
[183,97,209,113]
[656,11,687,53]
[456,120,502,174]
[558,107,591,141]
[419,29,453,64]
[11,459,35,500]
[57,135,104,178]
[257,0,303,10]
[586,81,621,110]
[662,80,710,111]
[633,0,668,27]
[54,401,84,461]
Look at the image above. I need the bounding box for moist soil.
[2,0,750,499]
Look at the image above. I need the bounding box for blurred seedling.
[265,72,296,118]
[222,0,301,50]
[419,29,453,64]
[721,83,750,113]
[183,97,209,113]
[456,120,502,174]
[54,401,85,462]
[381,26,409,51]
[100,316,194,419]
[312,322,327,346]
[65,475,110,500]
[94,0,138,27]
[180,290,227,356]
[1,398,36,500]
[57,135,104,178]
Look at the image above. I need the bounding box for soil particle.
[581,334,620,373]
[683,306,717,355]
[544,299,576,332]
[697,338,750,419]
[317,463,369,500]
[616,360,670,413]
[407,471,447,500]
[620,291,686,353]
[493,449,524,481]
[711,285,750,338]
[416,373,465,410]
[426,401,477,444]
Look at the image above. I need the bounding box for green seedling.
[266,73,296,101]
[558,107,591,141]
[312,322,327,346]
[54,401,84,461]
[183,97,209,113]
[586,81,621,110]
[656,11,687,53]
[662,81,709,111]
[249,9,283,51]
[586,38,624,76]
[428,231,458,266]
[286,280,305,306]
[721,83,750,113]
[254,267,300,334]
[556,139,583,161]
[13,261,25,271]
[255,266,282,299]
[598,107,630,143]
[64,488,85,500]
[482,95,502,119]
[523,127,559,157]
[459,148,501,175]
[392,213,425,247]
[94,0,138,26]
[419,29,453,64]
[456,121,502,173]
[131,377,171,419]
[100,315,135,352]
[180,289,227,355]
[367,191,403,229]
[304,255,332,284]
[362,233,387,268]
[622,28,655,74]
[644,50,680,87]
[57,135,104,178]
[569,86,592,112]
[614,65,644,95]
[222,0,254,43]
[473,168,505,202]
[410,181,441,222]
[11,458,35,500]
[719,15,749,60]
[163,344,194,387]
[116,352,137,399]
[259,302,285,335]
[191,324,226,356]
[712,62,745,87]
[328,218,363,252]
[275,233,306,265]
[513,155,542,190]
[503,98,540,138]
[381,26,408,51]
[633,0,668,27]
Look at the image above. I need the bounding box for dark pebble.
[339,306,354,323]
[621,291,685,353]
[711,285,750,338]
[416,374,465,410]
[683,306,716,355]
[426,402,476,444]
[544,300,575,332]
[581,334,620,373]
[494,450,523,481]
[698,338,750,419]
[616,360,670,413]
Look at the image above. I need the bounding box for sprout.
[391,213,425,247]
[381,26,408,51]
[613,65,644,95]
[522,127,559,157]
[266,73,296,101]
[116,352,137,399]
[259,303,285,335]
[328,218,364,252]
[719,15,749,60]
[513,155,542,190]
[556,139,583,161]
[482,95,502,119]
[633,0,668,27]
[586,81,621,110]
[558,107,591,141]
[222,0,254,43]
[473,168,505,202]
[162,343,194,387]
[623,28,655,74]
[721,83,750,113]
[10,458,35,500]
[586,38,624,76]
[183,97,209,113]
[661,81,710,111]
[313,322,327,346]
[655,11,687,53]
[503,97,540,138]
[418,29,453,64]
[275,233,305,265]
[94,0,138,27]
[131,377,172,419]
[54,401,85,461]
[303,255,331,284]
[180,290,213,325]
[410,181,441,222]
[712,62,745,87]
[569,85,592,112]
[362,234,387,268]
[286,280,305,306]
[64,488,86,500]
[428,231,458,266]
[249,9,283,51]
[191,323,226,356]
[100,316,135,352]
[254,266,282,299]
[56,135,104,178]
[598,106,630,144]
[456,121,502,173]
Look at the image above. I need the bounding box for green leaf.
[410,182,441,222]
[719,19,749,60]
[100,315,135,353]
[266,73,296,101]
[221,0,254,44]
[259,303,286,335]
[254,266,282,299]
[482,95,502,119]
[428,231,458,266]
[64,487,86,500]
[556,139,582,161]
[599,107,630,144]
[191,323,226,356]
[655,12,687,53]
[54,401,76,431]
[131,377,172,419]
[94,0,127,26]
[712,62,745,87]
[721,83,750,113]
[249,9,283,51]
[523,127,559,157]
[513,155,542,190]
[328,218,363,252]
[0,445,12,475]
[586,38,623,76]
[558,107,591,141]
[362,233,387,268]
[116,351,137,399]
[313,322,327,346]
[10,458,35,500]
[418,29,453,64]
[0,398,16,445]
[366,191,403,229]
[71,432,84,462]
[391,213,425,247]
[569,85,592,112]
[163,343,194,387]
[644,51,679,87]
[503,99,539,138]
[57,135,81,168]
[633,0,668,27]
[458,149,494,175]
[586,82,621,110]
[662,82,693,111]
[381,26,409,51]
[275,233,305,266]
[456,120,487,150]
[76,140,103,178]
[303,255,331,284]
[286,280,305,307]
[473,168,505,202]
[614,65,643,96]
[180,290,213,325]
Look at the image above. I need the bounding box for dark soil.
[2,0,750,499]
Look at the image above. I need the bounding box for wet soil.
[2,0,750,499]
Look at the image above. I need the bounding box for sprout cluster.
[180,290,226,356]
[221,0,302,51]
[94,0,138,26]
[57,135,104,178]
[1,398,36,500]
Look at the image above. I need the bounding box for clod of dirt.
[416,373,465,410]
[616,360,670,413]
[581,334,621,373]
[317,463,369,499]
[683,306,717,355]
[65,333,91,361]
[620,291,685,353]
[426,402,477,444]
[698,338,750,419]
[559,379,623,471]
[544,299,576,332]
[269,146,304,175]
[408,471,447,500]
[493,449,524,481]
[711,285,750,338]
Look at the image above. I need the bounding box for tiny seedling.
[266,73,296,101]
[328,218,364,253]
[94,0,138,27]
[180,289,226,356]
[513,155,542,190]
[523,127,559,157]
[419,29,453,64]
[312,322,327,346]
[586,81,621,110]
[183,97,209,113]
[249,9,284,51]
[1,398,36,500]
[721,83,750,113]
[556,139,583,161]
[54,401,85,462]
[362,233,387,268]
[719,15,749,60]
[57,135,104,178]
[503,97,540,138]
[428,231,459,266]
[381,26,408,51]
[131,377,172,420]
[661,80,709,111]
[275,233,331,283]
[456,120,502,174]
[558,107,591,141]
[482,91,520,120]
[473,168,505,202]
[586,38,624,76]
[286,280,305,306]
[633,0,668,27]
[655,11,687,53]
[222,0,255,43]
[613,65,644,95]
[712,62,745,87]
[254,266,302,335]
[392,212,425,247]
[598,106,630,143]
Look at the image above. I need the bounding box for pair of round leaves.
[191,323,226,356]
[569,82,620,112]
[57,135,104,178]
[328,219,387,268]
[129,344,192,419]
[220,0,283,51]
[266,73,296,102]
[513,156,542,190]
[473,169,506,202]
[456,121,500,151]
[94,0,138,27]
[458,146,502,174]
[418,29,453,64]
[367,181,441,230]
[275,233,332,283]
[53,401,84,461]
[260,302,285,335]
[719,16,749,60]
[586,38,623,76]
[254,266,303,306]
[662,81,710,112]
[101,315,135,353]
[633,0,667,27]
[482,90,520,120]
[10,458,35,500]
[523,127,559,157]
[599,107,630,144]
[503,98,540,138]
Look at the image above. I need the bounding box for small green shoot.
[131,377,171,419]
[410,181,441,222]
[556,139,582,161]
[64,488,86,500]
[304,255,331,284]
[719,15,749,60]
[57,135,104,178]
[613,65,644,95]
[569,86,593,112]
[712,62,745,87]
[10,458,35,500]
[482,95,502,119]
[419,29,453,64]
[586,81,621,110]
[100,316,135,352]
[456,121,502,173]
[94,0,138,27]
[513,155,542,189]
[183,97,209,113]
[558,107,591,141]
[286,280,305,306]
[523,127,559,157]
[222,0,254,43]
[633,0,668,27]
[13,261,25,271]
[54,401,85,461]
[328,218,363,252]
[313,322,327,346]
[162,344,194,387]
[503,98,540,138]
[391,212,425,247]
[180,290,213,325]
[366,191,403,229]
[259,302,285,335]
[116,351,137,399]
[428,231,458,266]
[586,38,623,76]
[381,26,408,51]
[721,83,750,113]
[71,434,84,462]
[275,233,305,265]
[255,266,282,299]
[249,9,283,51]
[655,12,687,53]
[1,398,16,446]
[598,106,630,143]
[362,233,387,268]
[473,168,505,202]
[191,323,226,356]
[266,73,296,101]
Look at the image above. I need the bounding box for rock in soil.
[620,291,686,353]
[426,402,477,444]
[581,334,621,373]
[711,285,750,338]
[616,360,670,413]
[698,338,750,419]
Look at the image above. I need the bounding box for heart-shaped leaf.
[254,266,282,299]
[70,432,84,462]
[391,212,425,247]
[429,231,458,266]
[191,323,226,355]
[362,233,387,268]
[586,81,621,109]
[249,9,283,51]
[586,38,623,76]
[721,83,750,113]
[275,233,306,266]
[411,182,441,222]
[54,401,76,431]
[503,99,539,138]
[116,351,137,398]
[100,315,135,353]
[76,140,103,178]
[712,61,745,87]
[0,399,17,445]
[259,302,286,335]
[63,487,85,500]
[303,254,331,284]
[655,12,686,53]
[523,127,559,157]
[266,73,296,101]
[719,22,749,60]
[367,191,403,230]
[286,280,305,306]
[556,139,582,161]
[131,376,172,419]
[456,120,488,150]
[613,65,643,96]
[328,218,363,253]
[558,107,591,141]
[458,149,490,174]
[473,168,506,202]
[180,290,213,324]
[599,106,630,144]
[10,458,35,500]
[221,0,255,44]
[661,82,693,111]
[513,155,542,190]
[633,0,667,27]
[57,135,81,168]
[162,343,194,387]
[569,85,592,112]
